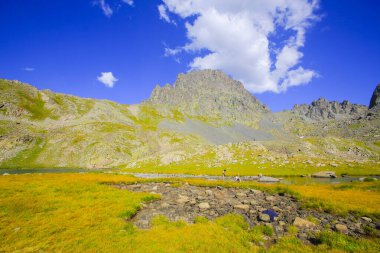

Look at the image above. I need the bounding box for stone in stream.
[258,176,280,182]
[311,171,336,178]
[293,217,316,228]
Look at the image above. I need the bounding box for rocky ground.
[113,182,378,243]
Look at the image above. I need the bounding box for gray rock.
[177,195,189,204]
[258,176,280,182]
[311,171,336,178]
[335,224,349,234]
[259,213,271,222]
[234,204,250,212]
[369,84,380,109]
[293,217,316,228]
[292,98,367,121]
[361,217,372,222]
[198,202,211,210]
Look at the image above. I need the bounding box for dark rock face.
[292,98,367,120]
[146,69,270,124]
[369,84,380,110]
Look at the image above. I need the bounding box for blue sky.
[0,0,379,111]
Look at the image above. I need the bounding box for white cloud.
[95,0,113,17]
[122,0,134,6]
[95,0,134,17]
[23,67,35,72]
[97,72,118,88]
[158,4,175,24]
[160,0,320,93]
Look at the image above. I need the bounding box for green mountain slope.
[0,72,379,175]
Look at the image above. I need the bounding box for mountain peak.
[147,69,269,125]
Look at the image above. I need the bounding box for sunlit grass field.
[0,173,379,252]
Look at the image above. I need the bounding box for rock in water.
[369,84,380,109]
[311,171,336,178]
[258,176,280,182]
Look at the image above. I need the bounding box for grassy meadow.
[1,173,379,252]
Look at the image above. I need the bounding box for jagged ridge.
[291,98,367,120]
[147,69,270,126]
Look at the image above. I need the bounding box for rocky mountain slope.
[0,71,379,173]
[291,98,367,120]
[147,70,269,127]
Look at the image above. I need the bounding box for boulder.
[335,224,349,234]
[311,171,336,178]
[205,190,213,196]
[234,204,250,212]
[198,202,210,210]
[293,217,316,228]
[258,176,280,182]
[259,213,271,222]
[361,217,372,222]
[177,195,189,204]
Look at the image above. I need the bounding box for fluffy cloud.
[160,0,320,93]
[97,72,118,88]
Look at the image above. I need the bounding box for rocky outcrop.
[369,84,380,109]
[291,98,367,121]
[146,69,270,125]
[115,182,373,241]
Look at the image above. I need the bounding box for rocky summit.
[291,98,367,120]
[147,70,270,126]
[0,70,379,170]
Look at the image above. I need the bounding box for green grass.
[0,137,47,168]
[18,91,56,120]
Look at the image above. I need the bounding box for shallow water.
[125,172,378,185]
[1,169,378,185]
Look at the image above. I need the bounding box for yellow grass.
[289,183,380,218]
[0,173,379,252]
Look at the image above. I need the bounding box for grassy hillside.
[0,79,379,175]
